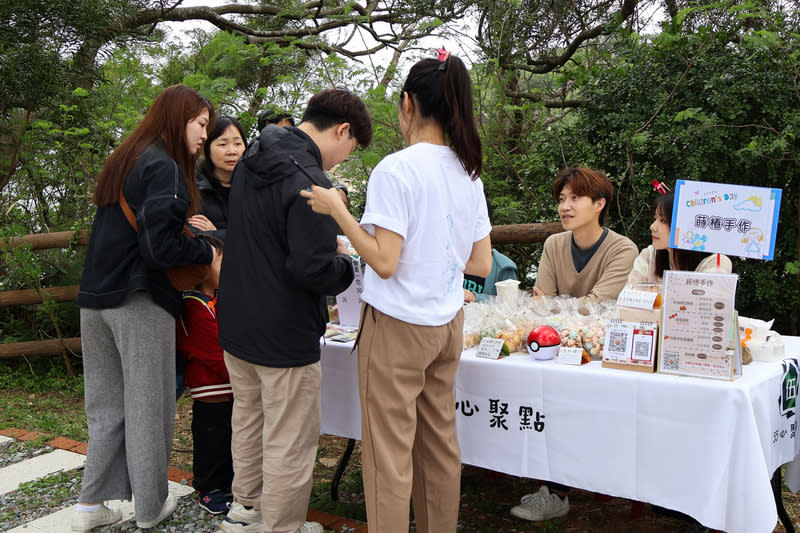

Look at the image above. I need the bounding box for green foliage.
[2,0,800,356]
[0,0,129,112]
[0,226,84,344]
[462,1,800,327]
[0,356,83,393]
[469,61,582,283]
[562,5,800,327]
[0,357,86,441]
[309,481,367,521]
[13,468,83,508]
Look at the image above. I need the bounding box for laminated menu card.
[657,270,742,380]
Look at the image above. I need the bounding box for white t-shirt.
[360,143,492,326]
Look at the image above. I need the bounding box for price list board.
[658,271,741,380]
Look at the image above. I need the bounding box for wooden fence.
[0,223,563,359]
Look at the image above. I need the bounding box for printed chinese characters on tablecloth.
[770,358,800,454]
[456,398,545,432]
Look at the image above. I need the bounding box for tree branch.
[501,0,641,75]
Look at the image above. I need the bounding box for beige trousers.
[357,304,464,533]
[224,352,321,533]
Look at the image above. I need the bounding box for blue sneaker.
[198,489,231,515]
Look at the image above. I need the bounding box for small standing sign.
[602,321,659,373]
[476,337,508,360]
[336,255,363,327]
[657,271,742,380]
[671,180,781,260]
[557,346,585,365]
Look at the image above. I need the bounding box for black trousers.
[192,399,234,493]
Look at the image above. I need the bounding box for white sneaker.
[136,492,177,529]
[296,521,324,533]
[70,503,122,531]
[510,485,570,521]
[220,502,263,533]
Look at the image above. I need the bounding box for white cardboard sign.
[476,338,507,360]
[670,180,781,260]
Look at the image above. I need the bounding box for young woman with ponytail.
[301,53,493,532]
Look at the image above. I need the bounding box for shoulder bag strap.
[118,190,139,233]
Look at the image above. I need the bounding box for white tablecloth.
[319,337,800,533]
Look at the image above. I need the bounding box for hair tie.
[436,46,450,70]
[651,180,670,195]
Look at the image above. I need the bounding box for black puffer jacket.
[77,143,213,317]
[217,126,354,367]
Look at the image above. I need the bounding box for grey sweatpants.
[78,291,175,523]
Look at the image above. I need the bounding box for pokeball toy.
[526,325,561,360]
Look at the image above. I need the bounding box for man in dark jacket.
[216,88,372,533]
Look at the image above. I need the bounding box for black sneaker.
[198,489,231,515]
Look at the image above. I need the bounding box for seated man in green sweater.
[513,165,638,522]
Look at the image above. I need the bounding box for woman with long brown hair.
[71,85,218,531]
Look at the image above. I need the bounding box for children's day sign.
[670,180,781,260]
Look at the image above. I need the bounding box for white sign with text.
[671,180,781,260]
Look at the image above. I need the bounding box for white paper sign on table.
[476,338,507,360]
[557,346,584,365]
[617,288,659,310]
[336,255,363,327]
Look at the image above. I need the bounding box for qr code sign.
[633,339,651,359]
[663,352,680,370]
[607,330,629,356]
